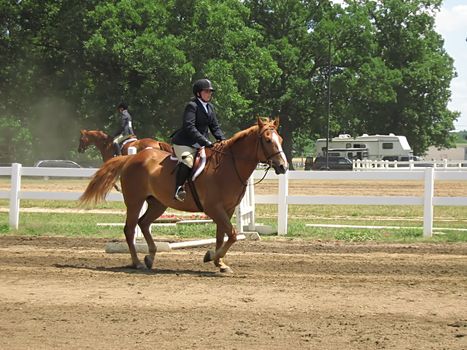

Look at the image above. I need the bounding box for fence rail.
[2,164,467,238]
[250,168,467,237]
[0,163,254,233]
[353,159,467,170]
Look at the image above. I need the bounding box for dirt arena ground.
[0,236,466,350]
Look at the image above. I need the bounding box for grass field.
[1,177,466,242]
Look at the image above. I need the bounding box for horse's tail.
[79,156,129,206]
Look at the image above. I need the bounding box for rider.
[171,78,226,202]
[112,102,134,156]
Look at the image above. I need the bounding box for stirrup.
[174,186,186,202]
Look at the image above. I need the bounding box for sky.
[435,0,467,131]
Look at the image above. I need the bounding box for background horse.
[79,118,288,273]
[78,129,172,162]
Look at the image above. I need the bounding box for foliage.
[0,116,33,164]
[0,0,459,165]
[454,131,467,144]
[1,200,465,243]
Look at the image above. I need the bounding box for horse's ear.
[273,117,280,128]
[257,117,265,128]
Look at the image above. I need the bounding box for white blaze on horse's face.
[271,131,288,166]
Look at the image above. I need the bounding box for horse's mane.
[222,117,277,148]
[223,124,259,148]
[83,129,110,139]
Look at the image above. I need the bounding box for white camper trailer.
[315,133,413,161]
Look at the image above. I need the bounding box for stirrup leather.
[174,186,186,202]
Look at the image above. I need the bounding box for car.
[34,160,81,168]
[34,160,82,180]
[311,156,353,170]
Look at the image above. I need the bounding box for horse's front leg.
[204,220,237,273]
[124,222,145,269]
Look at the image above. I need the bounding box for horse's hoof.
[220,266,233,274]
[144,255,154,269]
[203,250,214,263]
[134,263,146,270]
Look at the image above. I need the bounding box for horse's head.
[257,117,288,174]
[78,129,89,153]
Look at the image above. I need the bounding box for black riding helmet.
[117,102,128,110]
[192,79,215,96]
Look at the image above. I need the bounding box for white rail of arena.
[353,159,467,170]
[249,166,467,237]
[0,154,256,247]
[1,162,467,238]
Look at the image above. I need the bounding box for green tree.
[327,0,457,155]
[366,0,457,154]
[0,116,33,164]
[245,0,458,159]
[0,0,458,163]
[168,0,280,135]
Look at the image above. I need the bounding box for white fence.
[250,168,467,237]
[1,164,467,238]
[353,159,467,170]
[0,163,254,233]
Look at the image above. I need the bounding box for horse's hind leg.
[124,200,146,269]
[138,196,167,269]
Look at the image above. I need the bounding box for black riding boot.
[113,142,121,156]
[174,163,191,202]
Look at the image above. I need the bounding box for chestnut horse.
[79,118,288,273]
[77,129,172,162]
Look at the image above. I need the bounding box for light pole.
[325,37,332,170]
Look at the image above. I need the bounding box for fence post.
[423,167,434,237]
[236,176,255,232]
[277,172,288,235]
[247,176,256,230]
[9,163,22,229]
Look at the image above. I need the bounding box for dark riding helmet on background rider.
[117,102,128,110]
[192,79,215,96]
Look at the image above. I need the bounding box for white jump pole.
[105,232,260,254]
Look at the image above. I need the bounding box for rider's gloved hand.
[205,142,214,148]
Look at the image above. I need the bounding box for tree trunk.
[279,114,295,170]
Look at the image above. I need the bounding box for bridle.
[257,127,285,166]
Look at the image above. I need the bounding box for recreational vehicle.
[315,133,413,161]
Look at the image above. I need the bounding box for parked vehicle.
[315,133,414,161]
[34,160,81,168]
[34,160,82,180]
[311,156,353,170]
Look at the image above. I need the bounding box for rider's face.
[200,89,213,102]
